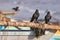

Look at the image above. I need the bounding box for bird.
[45,11,51,24]
[30,9,39,30]
[30,9,39,22]
[42,11,52,35]
[12,6,19,11]
[30,9,40,37]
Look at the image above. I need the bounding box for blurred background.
[0,0,60,22]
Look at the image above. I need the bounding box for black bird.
[12,6,19,11]
[30,9,39,30]
[45,11,51,24]
[42,11,51,35]
[30,9,40,37]
[30,9,39,22]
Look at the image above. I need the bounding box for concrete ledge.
[0,31,34,36]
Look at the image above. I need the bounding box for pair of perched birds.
[30,9,51,37]
[12,6,51,37]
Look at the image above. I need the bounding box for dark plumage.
[45,11,51,24]
[30,9,40,37]
[42,11,51,35]
[12,6,19,11]
[30,9,39,22]
[30,9,39,30]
